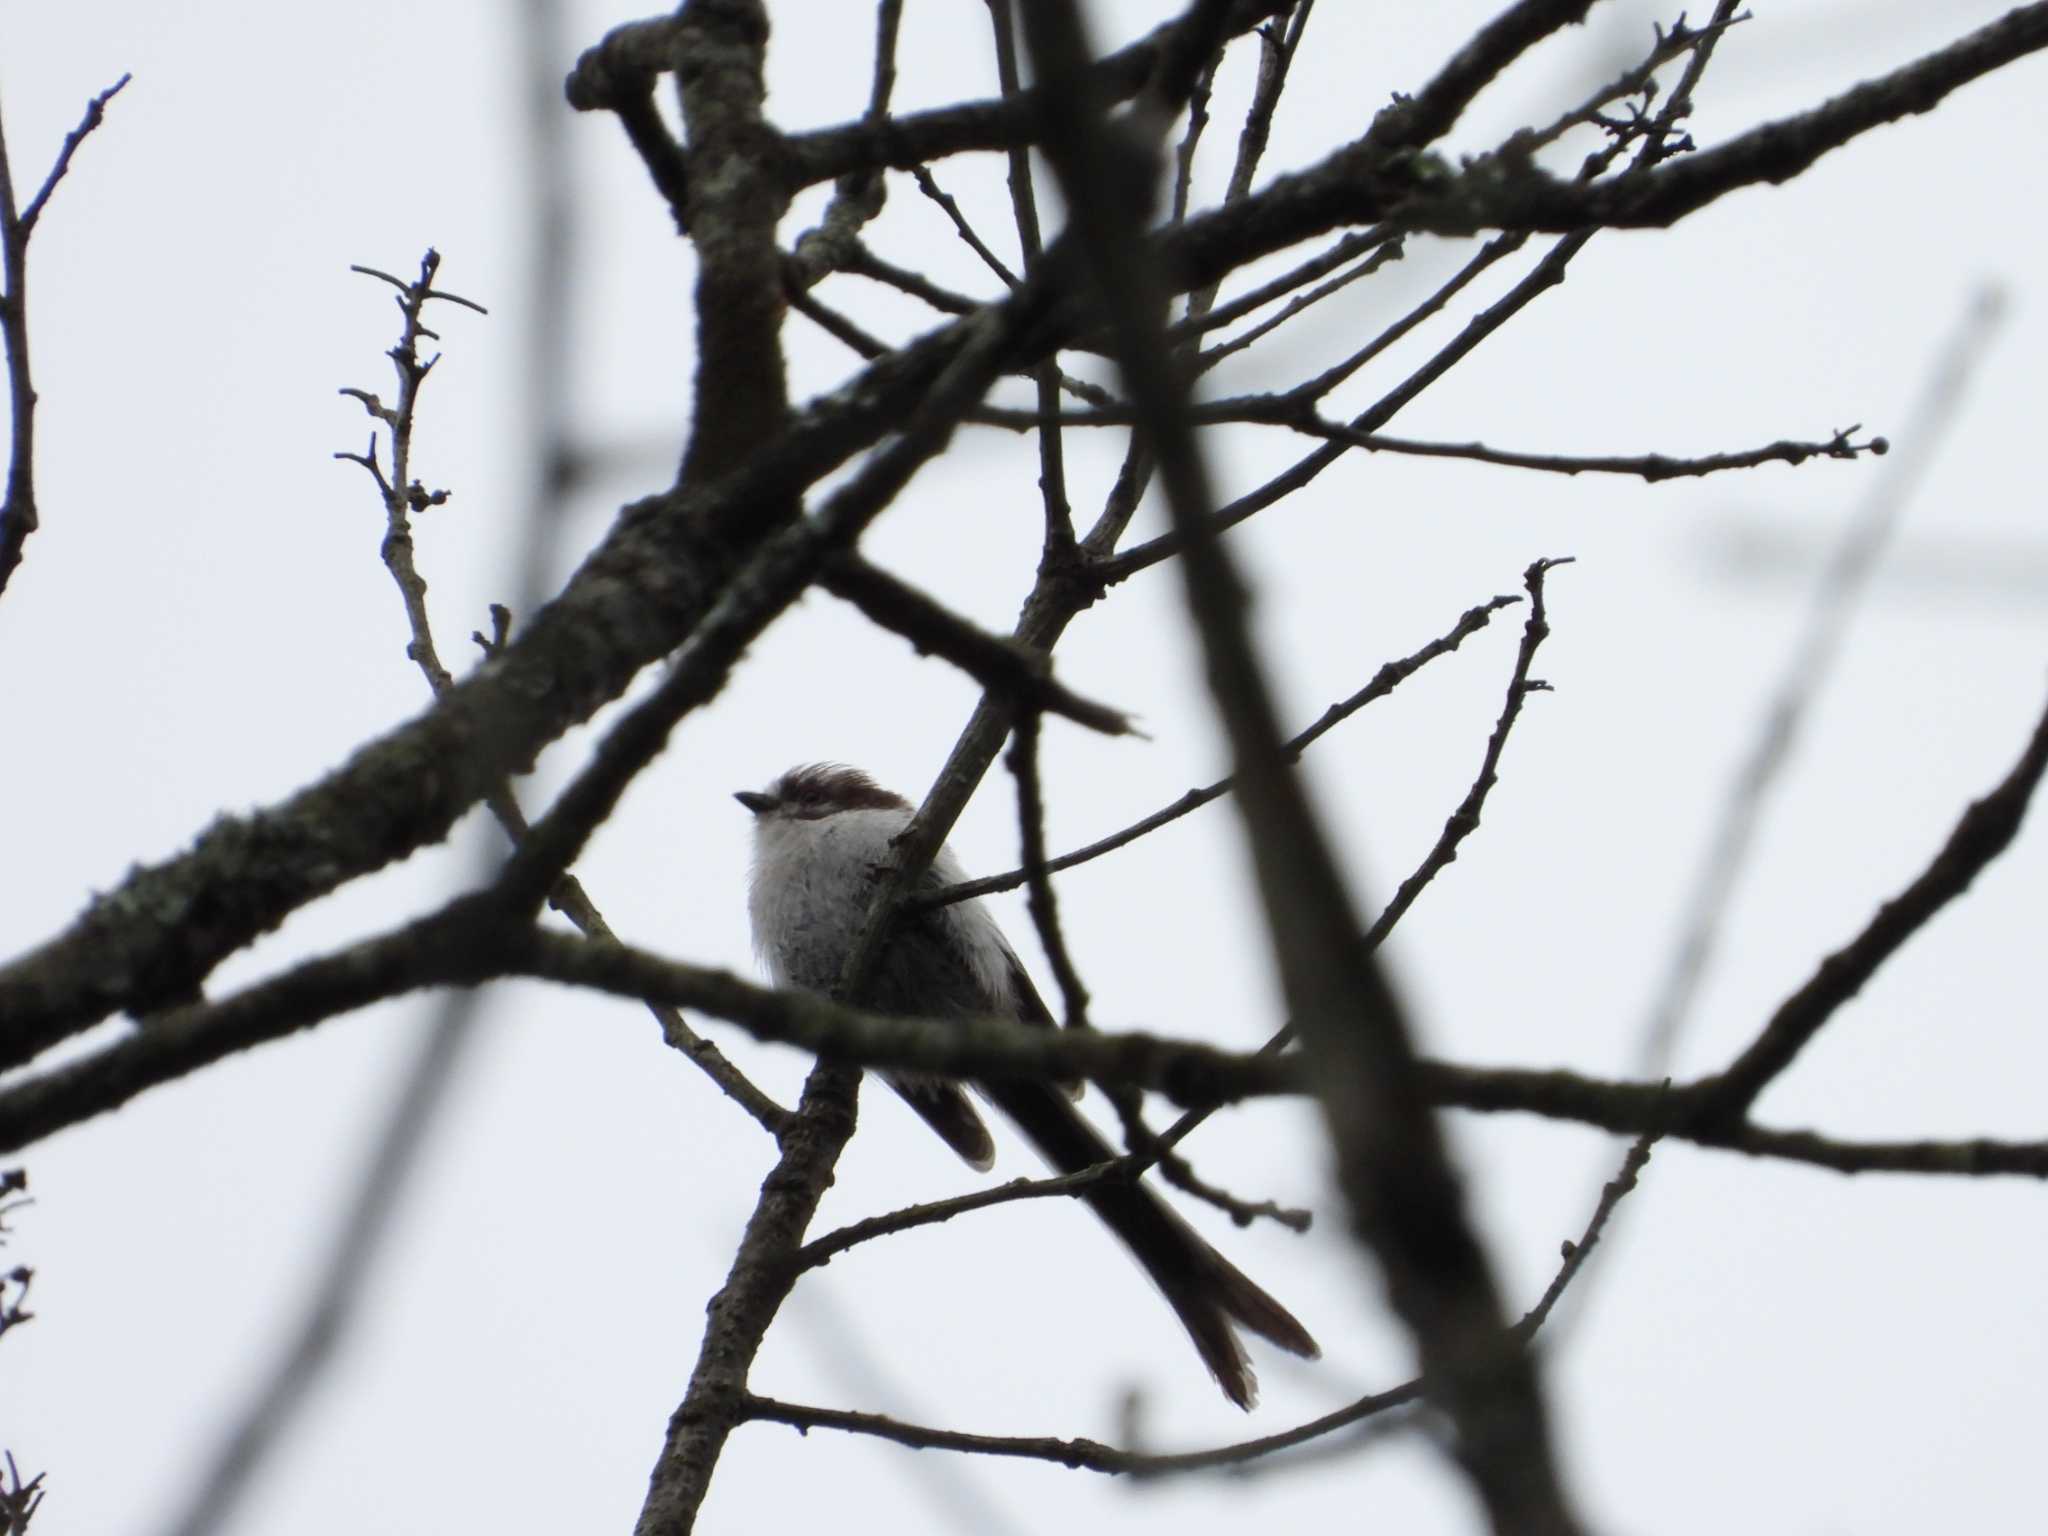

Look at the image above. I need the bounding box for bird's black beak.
[734,790,774,815]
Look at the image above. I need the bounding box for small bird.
[738,762,1318,1408]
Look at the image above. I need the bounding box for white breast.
[747,806,1013,1006]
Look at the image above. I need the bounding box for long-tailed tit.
[738,763,1317,1408]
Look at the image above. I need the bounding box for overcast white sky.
[4,2,2046,1532]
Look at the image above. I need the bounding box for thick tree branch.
[1161,1,2048,283]
[8,910,2048,1184]
[671,0,791,495]
[1637,290,2002,1076]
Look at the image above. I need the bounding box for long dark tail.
[983,1078,1319,1409]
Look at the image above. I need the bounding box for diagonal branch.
[1415,5,2048,235]
[1005,713,1091,1027]
[820,555,1132,736]
[1691,680,2048,1126]
[0,73,130,604]
[1637,289,2003,1075]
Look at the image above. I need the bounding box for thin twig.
[785,284,1116,419]
[341,256,795,1138]
[1101,230,1536,583]
[1503,11,1750,165]
[985,0,1077,554]
[1637,288,2003,1075]
[1181,1,1313,327]
[1006,714,1092,1027]
[797,1163,1130,1271]
[837,241,979,313]
[0,1169,31,1350]
[867,0,904,119]
[14,905,2048,1181]
[911,165,1019,290]
[978,397,1890,487]
[1510,1128,1658,1343]
[785,0,901,291]
[1165,224,1397,345]
[924,587,1520,908]
[1365,557,1568,947]
[1693,677,2048,1126]
[0,1451,45,1534]
[337,251,479,691]
[1196,236,1406,374]
[0,74,130,603]
[1167,54,1216,227]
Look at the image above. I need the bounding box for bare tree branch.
[1006,713,1092,1027]
[747,1116,1656,1479]
[1288,417,1888,482]
[1638,287,2004,1075]
[0,73,130,603]
[1411,6,2048,236]
[1691,679,2048,1126]
[926,586,1521,907]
